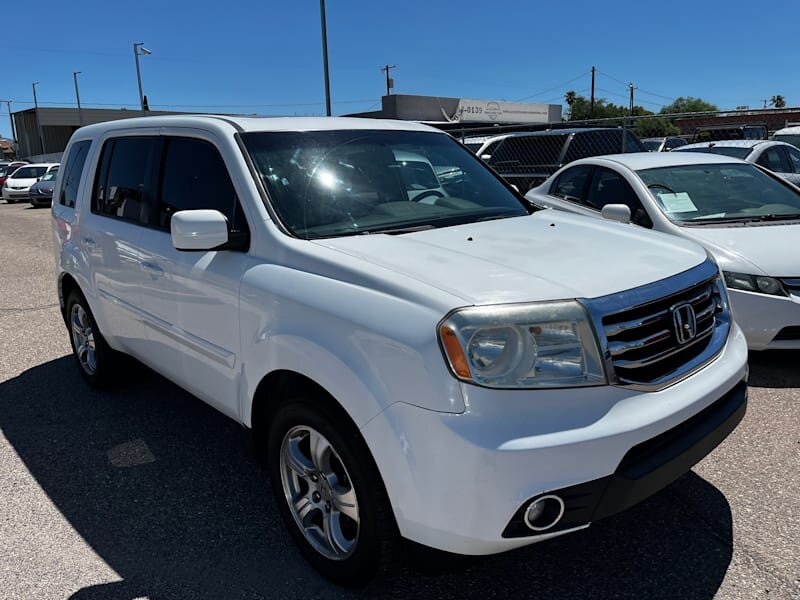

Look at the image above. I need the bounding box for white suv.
[52,116,748,586]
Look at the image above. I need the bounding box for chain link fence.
[435,108,800,191]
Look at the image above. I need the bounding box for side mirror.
[601,204,632,224]
[171,209,229,251]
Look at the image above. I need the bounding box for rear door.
[80,135,160,354]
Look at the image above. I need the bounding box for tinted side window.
[786,147,800,173]
[588,167,652,227]
[158,137,250,239]
[550,165,593,203]
[665,138,686,150]
[757,147,791,173]
[59,140,91,208]
[94,137,159,224]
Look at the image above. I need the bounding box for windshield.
[637,163,800,223]
[41,169,59,181]
[773,134,800,149]
[463,142,482,153]
[642,140,663,152]
[242,130,529,239]
[10,166,48,179]
[677,146,752,160]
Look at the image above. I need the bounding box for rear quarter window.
[59,141,92,208]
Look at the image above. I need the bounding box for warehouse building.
[11,107,195,159]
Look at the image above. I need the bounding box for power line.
[597,70,675,103]
[515,71,591,102]
[0,98,379,109]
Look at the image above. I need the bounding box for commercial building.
[12,107,197,159]
[350,94,562,127]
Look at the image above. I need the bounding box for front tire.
[65,290,118,387]
[267,398,399,587]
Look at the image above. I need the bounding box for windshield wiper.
[361,224,437,235]
[746,212,800,222]
[691,212,800,225]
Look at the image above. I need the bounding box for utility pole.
[381,64,396,96]
[590,66,596,118]
[73,71,83,126]
[32,82,45,154]
[629,82,635,116]
[5,101,15,143]
[319,0,332,116]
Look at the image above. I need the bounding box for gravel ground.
[1,202,798,599]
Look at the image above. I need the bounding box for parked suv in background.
[481,128,646,191]
[52,116,747,586]
[772,126,800,149]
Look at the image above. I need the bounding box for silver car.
[674,140,800,186]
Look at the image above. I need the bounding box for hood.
[313,210,707,305]
[6,177,38,188]
[30,181,55,193]
[680,222,800,277]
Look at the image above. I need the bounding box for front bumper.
[730,288,800,350]
[360,323,748,555]
[29,194,53,207]
[2,188,30,201]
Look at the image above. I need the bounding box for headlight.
[438,301,606,388]
[723,272,786,296]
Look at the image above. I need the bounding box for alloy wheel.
[279,425,360,560]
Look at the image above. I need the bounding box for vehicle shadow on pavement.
[747,350,800,388]
[1,356,734,600]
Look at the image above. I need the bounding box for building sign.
[454,99,554,124]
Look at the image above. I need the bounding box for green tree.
[771,95,786,108]
[633,117,680,138]
[564,92,651,121]
[659,97,718,114]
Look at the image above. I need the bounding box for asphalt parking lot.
[1,202,798,600]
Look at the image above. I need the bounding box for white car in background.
[674,140,800,186]
[2,162,59,203]
[527,152,800,350]
[772,125,800,149]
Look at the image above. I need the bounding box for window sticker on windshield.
[657,192,697,213]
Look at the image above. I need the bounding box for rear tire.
[267,397,400,587]
[65,290,119,387]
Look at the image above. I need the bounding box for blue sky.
[2,0,799,139]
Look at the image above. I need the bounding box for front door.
[135,135,252,419]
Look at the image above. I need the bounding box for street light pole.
[133,43,151,115]
[319,0,332,116]
[32,82,45,154]
[73,71,83,126]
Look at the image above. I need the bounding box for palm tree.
[564,90,577,106]
[771,95,786,109]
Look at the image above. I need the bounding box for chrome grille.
[582,260,730,390]
[781,278,800,294]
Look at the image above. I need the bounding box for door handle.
[81,236,97,248]
[141,261,164,275]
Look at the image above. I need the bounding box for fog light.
[524,495,565,532]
